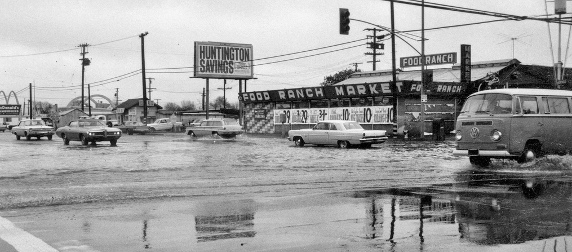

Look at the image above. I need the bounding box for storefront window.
[292,101,310,109]
[374,96,392,106]
[275,102,291,109]
[310,99,329,108]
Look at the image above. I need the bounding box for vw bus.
[453,88,572,166]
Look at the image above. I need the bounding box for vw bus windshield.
[461,93,513,115]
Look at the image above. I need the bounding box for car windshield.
[30,120,45,126]
[461,93,513,115]
[79,121,105,127]
[342,121,363,130]
[223,118,238,125]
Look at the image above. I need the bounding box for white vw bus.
[453,88,572,166]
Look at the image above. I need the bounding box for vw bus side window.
[520,96,539,114]
[542,97,570,114]
[460,93,512,114]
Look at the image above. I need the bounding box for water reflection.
[351,170,572,248]
[454,170,572,245]
[193,199,257,242]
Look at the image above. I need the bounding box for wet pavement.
[0,131,571,251]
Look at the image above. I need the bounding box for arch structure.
[67,94,115,108]
[0,90,20,104]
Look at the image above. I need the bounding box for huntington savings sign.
[194,41,253,79]
[239,81,465,103]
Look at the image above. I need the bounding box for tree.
[163,102,181,111]
[180,100,196,111]
[209,96,235,110]
[320,68,360,86]
[33,101,53,115]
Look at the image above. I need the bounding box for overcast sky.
[0,0,566,108]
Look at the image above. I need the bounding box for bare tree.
[163,102,181,111]
[180,100,196,111]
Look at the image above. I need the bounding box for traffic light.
[339,8,350,35]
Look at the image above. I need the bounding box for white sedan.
[288,120,388,148]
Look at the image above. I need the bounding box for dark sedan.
[55,119,122,146]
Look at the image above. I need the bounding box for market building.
[239,59,572,138]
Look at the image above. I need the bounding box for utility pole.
[217,79,232,109]
[29,83,32,118]
[88,84,92,116]
[115,88,119,107]
[201,87,206,110]
[146,78,155,100]
[350,62,362,71]
[139,32,149,123]
[420,0,426,139]
[78,43,90,112]
[391,0,398,134]
[365,28,384,71]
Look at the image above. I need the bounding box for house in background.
[114,98,163,124]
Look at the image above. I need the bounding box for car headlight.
[455,130,462,141]
[88,132,94,136]
[490,130,502,142]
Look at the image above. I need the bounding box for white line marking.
[0,215,58,252]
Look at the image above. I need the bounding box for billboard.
[194,41,253,79]
[0,105,21,115]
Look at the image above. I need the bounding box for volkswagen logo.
[470,127,480,139]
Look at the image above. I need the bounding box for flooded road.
[0,132,571,251]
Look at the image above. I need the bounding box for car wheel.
[80,135,88,145]
[149,127,156,133]
[338,140,350,149]
[518,144,540,163]
[294,137,305,147]
[469,156,491,167]
[47,135,52,140]
[62,134,70,145]
[188,131,196,137]
[110,139,117,146]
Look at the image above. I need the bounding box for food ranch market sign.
[194,41,253,79]
[400,52,457,68]
[240,81,465,103]
[274,106,394,125]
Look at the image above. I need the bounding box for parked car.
[185,118,243,139]
[55,119,122,146]
[288,120,388,148]
[117,121,151,135]
[0,123,7,132]
[148,118,183,132]
[11,119,55,140]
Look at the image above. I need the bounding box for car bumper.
[452,149,514,157]
[359,137,388,144]
[86,136,121,141]
[28,131,55,137]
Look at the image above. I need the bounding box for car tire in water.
[62,134,70,145]
[469,156,491,167]
[518,144,539,163]
[294,137,305,147]
[338,141,350,149]
[80,135,88,146]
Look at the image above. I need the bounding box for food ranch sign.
[239,81,465,103]
[194,41,253,79]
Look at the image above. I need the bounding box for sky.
[0,0,568,108]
